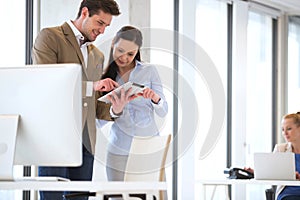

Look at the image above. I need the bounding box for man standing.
[31,0,120,199]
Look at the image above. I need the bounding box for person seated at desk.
[245,112,300,200]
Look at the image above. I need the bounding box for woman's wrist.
[112,108,123,116]
[151,97,161,104]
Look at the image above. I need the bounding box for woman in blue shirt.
[101,26,168,182]
[275,112,300,200]
[245,112,300,200]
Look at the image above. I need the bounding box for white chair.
[103,134,172,200]
[63,134,171,200]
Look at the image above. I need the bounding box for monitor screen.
[0,64,82,171]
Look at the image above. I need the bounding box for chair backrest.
[124,134,171,182]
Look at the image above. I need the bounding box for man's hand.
[94,78,119,92]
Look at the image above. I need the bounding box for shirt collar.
[134,60,142,68]
[287,142,293,152]
[116,60,142,83]
[67,20,92,46]
[130,60,142,74]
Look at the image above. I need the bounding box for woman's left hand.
[296,171,300,180]
[139,88,160,104]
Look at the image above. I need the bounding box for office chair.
[265,186,276,200]
[103,134,171,200]
[63,134,171,200]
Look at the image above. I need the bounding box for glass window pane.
[245,11,273,200]
[150,1,174,199]
[0,0,25,67]
[246,11,273,154]
[288,16,300,112]
[195,0,228,199]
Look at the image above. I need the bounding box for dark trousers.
[38,145,94,200]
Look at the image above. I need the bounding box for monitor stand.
[0,115,19,181]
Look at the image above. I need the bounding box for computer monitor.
[0,63,82,180]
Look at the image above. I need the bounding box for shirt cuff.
[152,98,163,106]
[86,81,93,97]
[109,106,123,118]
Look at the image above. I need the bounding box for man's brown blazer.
[32,22,111,154]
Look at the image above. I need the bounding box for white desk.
[199,179,300,186]
[0,181,167,200]
[198,179,300,200]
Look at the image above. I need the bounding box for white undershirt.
[67,20,93,97]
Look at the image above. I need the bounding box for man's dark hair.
[76,0,120,19]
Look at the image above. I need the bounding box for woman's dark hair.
[102,26,143,81]
[76,0,120,19]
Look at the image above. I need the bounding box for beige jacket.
[32,22,111,154]
[273,142,293,199]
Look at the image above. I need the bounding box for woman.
[245,112,300,200]
[274,112,300,200]
[101,26,168,182]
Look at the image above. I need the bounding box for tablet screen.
[98,82,145,103]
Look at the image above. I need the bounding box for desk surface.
[198,179,300,186]
[0,181,167,192]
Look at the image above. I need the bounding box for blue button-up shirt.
[107,61,168,155]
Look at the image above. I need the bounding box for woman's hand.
[138,88,161,104]
[243,167,254,174]
[108,88,137,115]
[296,171,300,180]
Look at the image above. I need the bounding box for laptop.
[253,152,296,180]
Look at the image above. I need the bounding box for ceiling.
[252,0,300,13]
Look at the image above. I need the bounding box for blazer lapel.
[87,45,95,80]
[61,22,88,77]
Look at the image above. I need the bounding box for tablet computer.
[98,82,145,103]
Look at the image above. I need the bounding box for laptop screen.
[253,152,296,180]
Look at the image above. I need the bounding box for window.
[150,1,174,199]
[288,16,300,113]
[193,0,228,199]
[231,4,274,198]
[0,0,26,67]
[244,10,273,199]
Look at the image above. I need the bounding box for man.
[31,0,120,199]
